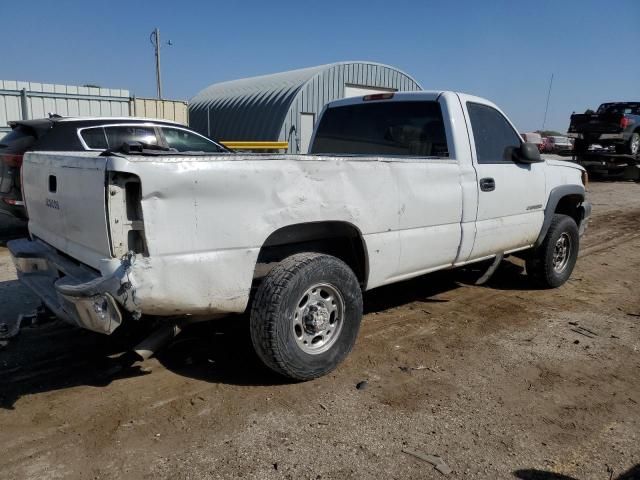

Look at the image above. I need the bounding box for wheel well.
[255,222,369,288]
[554,194,584,226]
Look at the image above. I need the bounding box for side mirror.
[514,142,543,163]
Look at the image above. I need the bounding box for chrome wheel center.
[304,304,331,333]
[552,233,572,273]
[292,283,345,355]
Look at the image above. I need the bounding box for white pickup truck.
[9,91,591,380]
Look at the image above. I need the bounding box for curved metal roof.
[189,62,422,142]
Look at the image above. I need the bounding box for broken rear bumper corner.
[7,238,135,334]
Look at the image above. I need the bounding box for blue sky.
[3,0,639,132]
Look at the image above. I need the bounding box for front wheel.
[250,253,363,380]
[526,214,579,288]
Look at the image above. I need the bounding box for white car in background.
[521,132,544,151]
[544,135,573,153]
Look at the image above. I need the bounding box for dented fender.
[99,248,261,316]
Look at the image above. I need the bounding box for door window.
[103,126,158,149]
[466,102,521,164]
[161,128,224,152]
[79,127,108,149]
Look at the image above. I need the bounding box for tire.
[250,252,363,380]
[573,138,588,155]
[526,214,579,288]
[627,132,640,156]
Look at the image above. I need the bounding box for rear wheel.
[250,253,363,380]
[526,214,579,288]
[628,132,640,156]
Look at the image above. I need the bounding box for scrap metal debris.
[399,365,429,373]
[402,449,452,475]
[570,325,598,338]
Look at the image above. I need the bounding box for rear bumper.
[8,238,128,334]
[568,133,625,141]
[8,238,257,332]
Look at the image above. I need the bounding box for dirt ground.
[0,181,638,480]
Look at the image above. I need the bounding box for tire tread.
[250,253,360,380]
[526,214,579,288]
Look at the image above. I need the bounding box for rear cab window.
[466,102,521,164]
[597,103,640,115]
[311,100,449,157]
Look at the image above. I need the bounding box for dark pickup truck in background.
[568,102,640,156]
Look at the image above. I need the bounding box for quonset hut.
[189,61,422,153]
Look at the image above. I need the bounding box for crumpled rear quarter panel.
[106,154,404,315]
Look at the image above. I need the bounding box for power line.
[542,73,554,131]
[150,28,172,100]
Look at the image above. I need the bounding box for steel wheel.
[250,253,363,380]
[292,283,345,355]
[552,232,572,273]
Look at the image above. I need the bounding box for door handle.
[479,177,495,192]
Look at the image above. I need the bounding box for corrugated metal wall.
[0,81,188,134]
[189,65,325,142]
[189,62,422,152]
[131,97,188,125]
[0,80,130,133]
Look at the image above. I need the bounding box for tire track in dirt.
[579,208,640,257]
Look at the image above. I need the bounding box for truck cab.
[310,91,588,262]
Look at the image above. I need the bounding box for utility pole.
[150,28,163,99]
[542,73,554,131]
